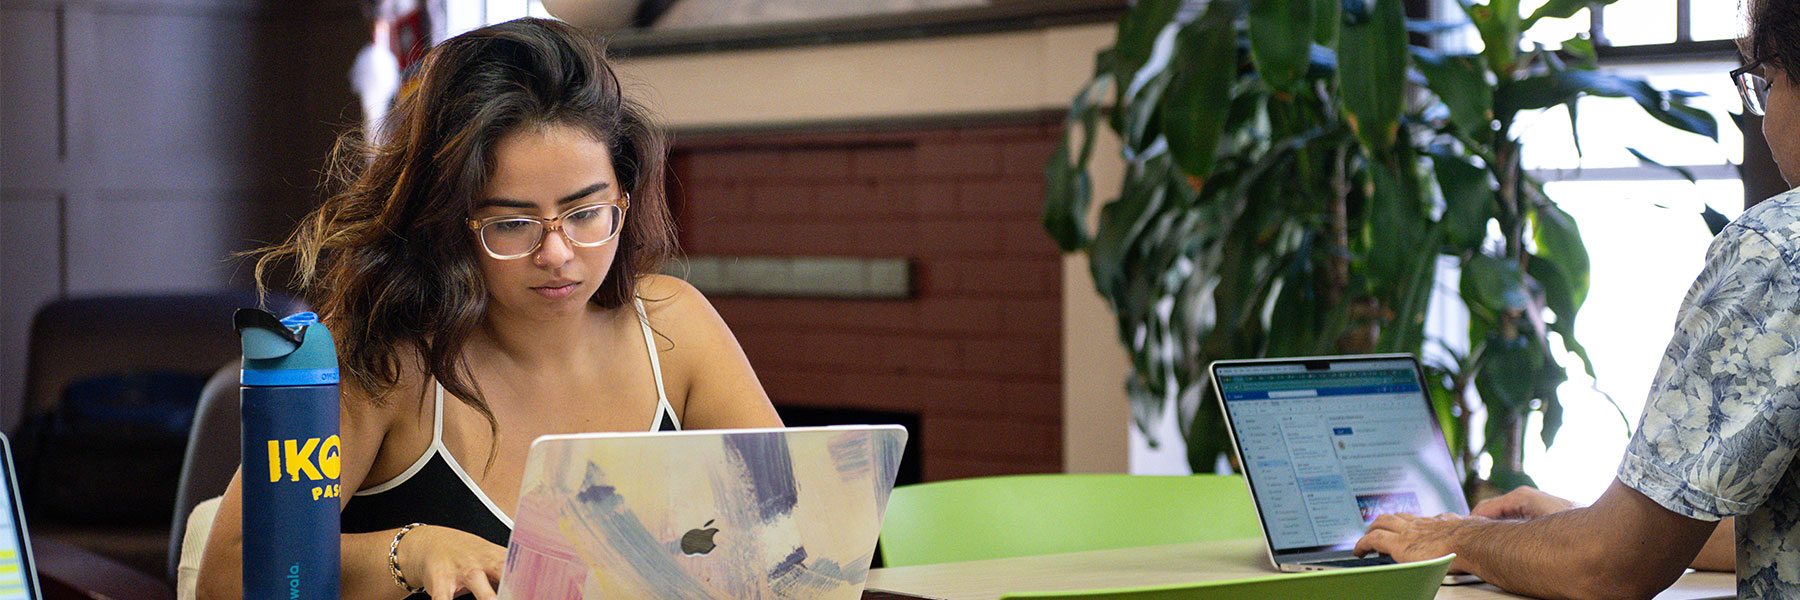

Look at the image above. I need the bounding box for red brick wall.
[669,117,1065,481]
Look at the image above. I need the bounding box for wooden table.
[864,538,1735,599]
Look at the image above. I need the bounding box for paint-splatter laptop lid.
[497,425,908,599]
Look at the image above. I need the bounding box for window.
[1439,0,1738,51]
[441,0,554,41]
[1429,0,1743,503]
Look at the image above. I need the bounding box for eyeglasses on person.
[467,193,630,260]
[1734,57,1775,117]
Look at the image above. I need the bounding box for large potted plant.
[1045,0,1719,491]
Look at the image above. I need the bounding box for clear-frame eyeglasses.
[466,193,630,260]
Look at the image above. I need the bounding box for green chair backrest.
[879,474,1261,567]
[997,554,1455,600]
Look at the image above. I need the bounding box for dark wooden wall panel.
[0,0,364,431]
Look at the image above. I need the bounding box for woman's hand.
[1471,486,1576,521]
[395,525,507,600]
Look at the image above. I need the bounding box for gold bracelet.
[389,522,427,594]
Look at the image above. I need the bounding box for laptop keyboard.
[1309,555,1398,568]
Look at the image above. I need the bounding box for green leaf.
[1431,150,1496,253]
[1250,0,1312,94]
[1475,332,1544,414]
[1089,155,1173,299]
[1313,0,1341,46]
[1626,147,1698,183]
[1532,204,1590,309]
[1043,73,1110,252]
[1115,0,1182,84]
[1650,101,1721,142]
[1461,254,1530,325]
[1188,387,1233,473]
[1165,0,1241,179]
[1422,366,1466,464]
[1467,0,1522,75]
[1536,359,1569,447]
[1112,0,1180,138]
[1702,206,1730,236]
[1487,467,1538,494]
[1365,161,1431,293]
[1338,0,1408,153]
[1526,255,1578,335]
[1266,237,1324,358]
[1496,70,1720,141]
[1566,100,1585,158]
[1413,49,1495,142]
[1043,144,1093,251]
[1523,0,1621,31]
[1541,392,1564,448]
[1125,66,1175,153]
[1126,374,1163,445]
[1561,34,1597,68]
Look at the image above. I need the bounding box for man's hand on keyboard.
[1352,512,1475,573]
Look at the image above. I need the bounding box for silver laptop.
[496,425,908,599]
[0,435,42,599]
[1211,354,1476,584]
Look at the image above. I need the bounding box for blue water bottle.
[236,309,341,599]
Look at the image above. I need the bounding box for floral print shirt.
[1619,188,1800,596]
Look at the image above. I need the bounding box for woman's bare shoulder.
[634,274,725,334]
[338,343,434,429]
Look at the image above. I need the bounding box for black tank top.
[340,298,681,598]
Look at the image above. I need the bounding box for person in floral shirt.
[1353,1,1800,597]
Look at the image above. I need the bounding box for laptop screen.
[1215,356,1467,556]
[0,438,35,599]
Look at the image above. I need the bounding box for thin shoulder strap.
[431,380,446,444]
[633,297,679,428]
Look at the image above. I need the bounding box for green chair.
[998,554,1456,600]
[879,474,1261,567]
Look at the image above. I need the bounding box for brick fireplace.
[668,115,1064,482]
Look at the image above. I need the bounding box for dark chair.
[166,363,240,582]
[16,290,298,581]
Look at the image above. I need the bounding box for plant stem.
[1326,144,1351,308]
[1496,122,1523,260]
[1497,411,1526,475]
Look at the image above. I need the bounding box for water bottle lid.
[238,308,339,386]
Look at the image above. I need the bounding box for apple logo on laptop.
[681,520,719,556]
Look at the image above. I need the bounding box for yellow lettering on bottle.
[267,440,281,483]
[284,438,322,481]
[319,435,342,480]
[311,486,322,501]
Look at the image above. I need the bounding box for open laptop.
[1211,354,1476,584]
[495,425,908,599]
[0,435,42,599]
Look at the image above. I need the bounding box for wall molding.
[673,256,912,300]
[0,0,359,19]
[669,109,1064,142]
[608,0,1124,58]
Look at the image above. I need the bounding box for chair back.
[16,289,297,579]
[19,290,302,428]
[166,362,240,581]
[998,554,1455,600]
[879,474,1261,568]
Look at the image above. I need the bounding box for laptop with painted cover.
[496,425,908,599]
[1211,354,1477,584]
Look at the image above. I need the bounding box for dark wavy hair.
[253,18,675,436]
[1746,0,1800,80]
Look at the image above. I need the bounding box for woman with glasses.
[196,18,782,600]
[1354,1,1800,597]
